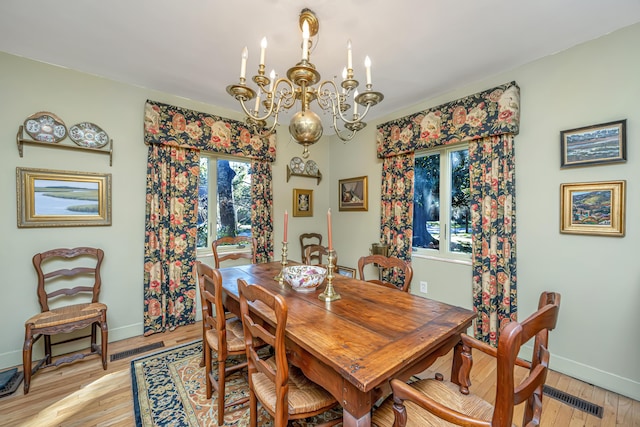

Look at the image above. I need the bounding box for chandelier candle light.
[226,8,383,158]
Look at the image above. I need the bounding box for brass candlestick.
[319,249,341,302]
[274,241,288,286]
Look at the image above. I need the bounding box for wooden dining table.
[218,261,475,427]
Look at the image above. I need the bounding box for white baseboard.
[0,322,144,371]
[521,344,639,401]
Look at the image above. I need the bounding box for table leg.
[342,409,371,427]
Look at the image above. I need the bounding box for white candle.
[260,37,267,66]
[269,69,276,92]
[347,39,353,70]
[341,67,347,94]
[254,90,261,113]
[365,56,372,86]
[353,90,359,116]
[302,20,310,61]
[240,46,248,80]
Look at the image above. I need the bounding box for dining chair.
[372,291,562,427]
[238,279,342,427]
[196,261,248,425]
[303,244,337,267]
[357,254,413,292]
[212,236,257,268]
[23,247,108,394]
[299,232,322,263]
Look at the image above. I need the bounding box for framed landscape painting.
[17,167,112,228]
[560,180,625,237]
[560,119,626,168]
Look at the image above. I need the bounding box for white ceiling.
[2,0,640,130]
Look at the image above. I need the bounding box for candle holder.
[274,241,288,286]
[319,249,341,302]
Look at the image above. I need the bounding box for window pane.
[449,148,471,254]
[197,157,209,249]
[216,159,251,239]
[197,158,252,250]
[413,154,440,249]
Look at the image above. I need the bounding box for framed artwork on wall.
[16,167,112,228]
[293,188,313,217]
[338,176,368,211]
[560,180,625,237]
[560,119,626,168]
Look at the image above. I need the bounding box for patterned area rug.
[131,340,342,426]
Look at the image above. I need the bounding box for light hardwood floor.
[0,322,638,426]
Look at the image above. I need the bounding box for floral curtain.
[376,82,520,343]
[143,100,276,335]
[250,159,274,263]
[379,153,414,287]
[469,134,517,346]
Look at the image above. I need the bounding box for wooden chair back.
[33,247,104,311]
[357,254,413,292]
[299,232,322,263]
[303,244,337,267]
[238,279,341,426]
[196,261,248,425]
[238,279,290,425]
[24,247,108,393]
[385,291,561,427]
[212,235,257,268]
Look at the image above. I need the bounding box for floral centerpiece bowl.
[282,265,327,292]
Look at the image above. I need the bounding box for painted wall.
[329,23,640,400]
[1,22,638,401]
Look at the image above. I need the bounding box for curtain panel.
[375,82,520,343]
[142,100,276,335]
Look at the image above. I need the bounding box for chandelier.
[226,8,383,158]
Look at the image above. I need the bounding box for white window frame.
[412,142,471,265]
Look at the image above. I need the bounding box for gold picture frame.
[560,180,625,237]
[293,188,313,217]
[339,176,368,211]
[17,167,112,228]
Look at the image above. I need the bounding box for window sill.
[411,252,472,266]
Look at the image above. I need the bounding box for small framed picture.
[293,188,313,217]
[560,180,625,237]
[560,119,626,168]
[339,176,368,211]
[336,265,356,278]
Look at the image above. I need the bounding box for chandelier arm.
[330,114,357,142]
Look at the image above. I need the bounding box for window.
[197,156,252,251]
[413,144,471,257]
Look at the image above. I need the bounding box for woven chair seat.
[25,302,107,330]
[372,378,498,427]
[251,356,337,416]
[204,317,245,353]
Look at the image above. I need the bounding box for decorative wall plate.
[23,111,67,143]
[69,122,109,148]
[289,157,305,173]
[304,160,319,175]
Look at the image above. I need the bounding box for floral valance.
[376,81,520,158]
[144,100,277,162]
